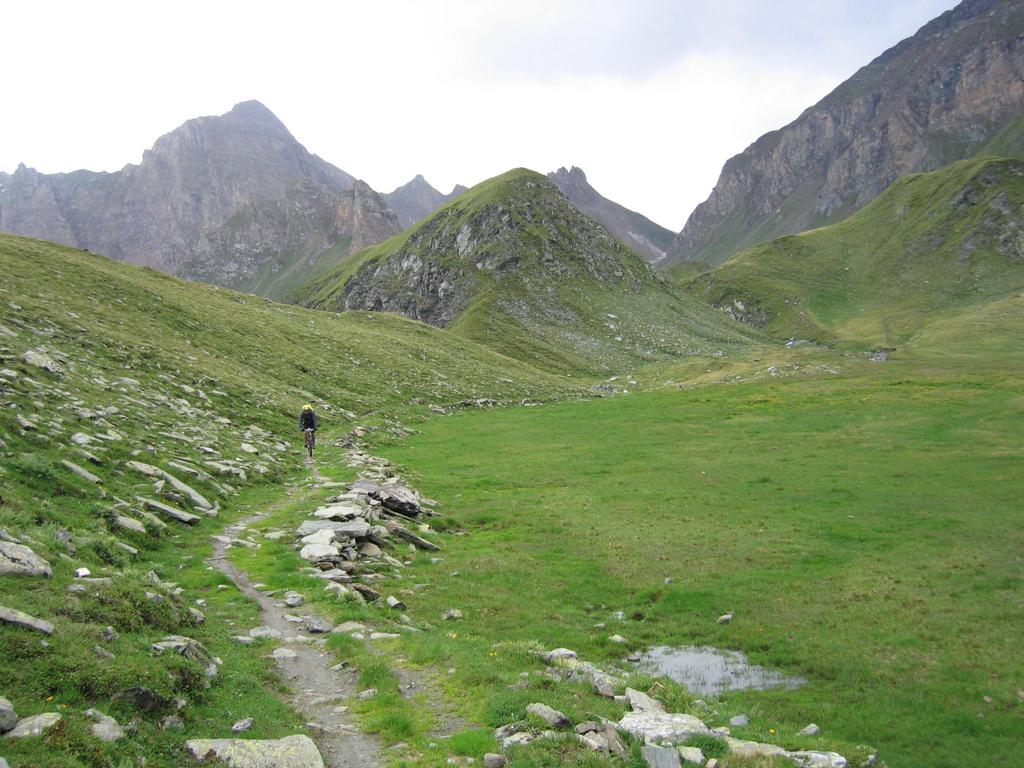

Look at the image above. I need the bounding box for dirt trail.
[210,510,382,768]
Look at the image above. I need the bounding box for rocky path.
[210,511,382,768]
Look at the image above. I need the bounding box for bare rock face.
[184,178,402,293]
[673,0,1024,265]
[548,166,675,264]
[385,174,466,229]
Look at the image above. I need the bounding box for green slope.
[688,156,1024,353]
[298,169,758,376]
[0,233,578,767]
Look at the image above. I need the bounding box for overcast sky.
[3,0,956,230]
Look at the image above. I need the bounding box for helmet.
[302,404,313,412]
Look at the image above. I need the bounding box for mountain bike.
[303,428,316,458]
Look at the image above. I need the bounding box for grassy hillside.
[298,169,759,376]
[688,156,1024,351]
[0,233,576,767]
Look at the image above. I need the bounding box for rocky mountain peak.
[547,166,675,264]
[384,174,466,229]
[671,0,1024,266]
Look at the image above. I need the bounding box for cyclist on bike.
[299,404,319,444]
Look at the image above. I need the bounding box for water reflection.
[629,645,807,695]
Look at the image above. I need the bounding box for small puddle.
[629,645,807,695]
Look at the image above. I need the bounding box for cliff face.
[672,0,1024,266]
[181,179,401,296]
[384,175,467,229]
[548,166,676,264]
[0,101,399,295]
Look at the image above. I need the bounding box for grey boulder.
[0,605,53,635]
[0,697,17,732]
[526,702,571,728]
[641,745,682,768]
[0,542,52,577]
[5,712,61,738]
[185,735,325,767]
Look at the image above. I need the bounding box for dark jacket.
[299,410,319,430]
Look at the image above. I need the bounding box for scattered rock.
[86,709,124,742]
[579,730,610,751]
[61,460,102,484]
[140,497,200,525]
[789,751,848,768]
[114,515,147,534]
[541,647,577,663]
[618,711,710,743]
[357,688,378,700]
[626,687,666,713]
[303,616,333,634]
[272,648,298,661]
[0,697,17,733]
[723,737,789,759]
[248,626,282,640]
[799,723,821,737]
[161,714,184,730]
[642,745,683,768]
[502,731,534,749]
[232,717,255,733]
[677,746,705,764]
[21,349,64,376]
[151,636,220,677]
[608,634,628,644]
[0,542,52,578]
[185,735,325,768]
[386,595,407,610]
[284,592,305,608]
[5,712,62,738]
[601,722,628,759]
[717,613,733,624]
[575,721,599,735]
[526,702,571,728]
[730,714,750,727]
[483,754,506,768]
[0,605,53,635]
[443,608,463,621]
[75,567,91,578]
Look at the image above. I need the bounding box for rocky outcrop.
[548,166,675,264]
[672,0,1024,265]
[181,179,401,295]
[385,174,467,228]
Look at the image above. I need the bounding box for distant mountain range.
[547,166,676,264]
[0,103,669,296]
[385,175,468,229]
[671,0,1024,266]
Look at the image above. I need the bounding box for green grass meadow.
[372,364,1024,768]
